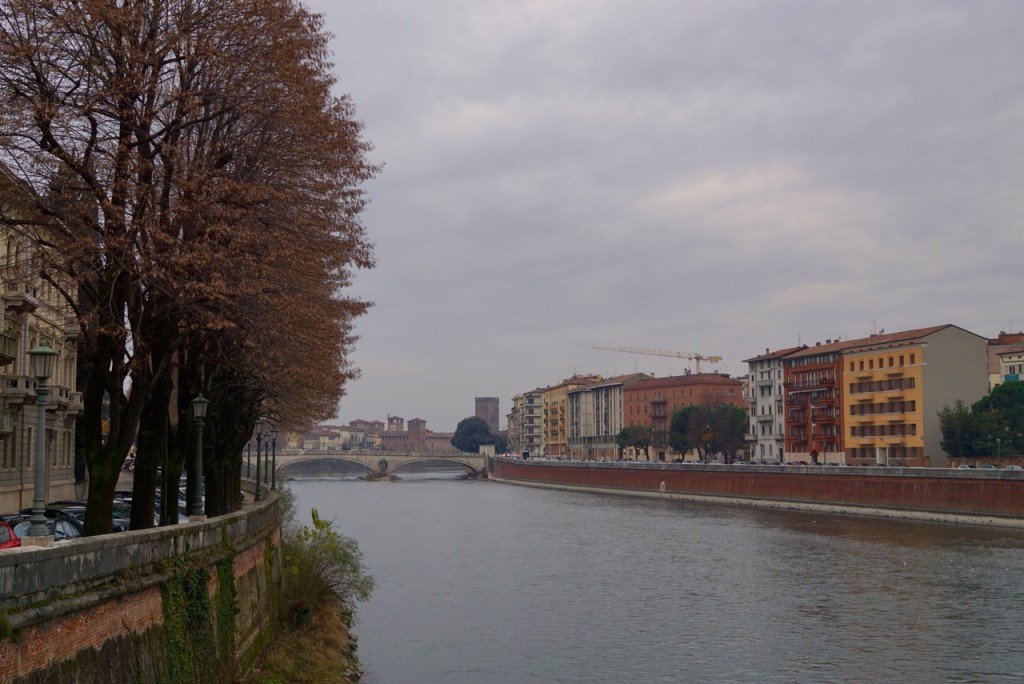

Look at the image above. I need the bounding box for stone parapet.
[0,481,280,683]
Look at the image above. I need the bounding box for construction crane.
[592,345,724,374]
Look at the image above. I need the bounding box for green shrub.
[281,507,373,628]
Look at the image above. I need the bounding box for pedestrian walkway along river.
[288,475,1024,683]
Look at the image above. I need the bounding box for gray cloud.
[310,0,1024,429]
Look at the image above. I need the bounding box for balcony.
[819,377,836,386]
[1,375,35,404]
[4,279,39,314]
[63,316,81,340]
[650,395,666,404]
[0,332,14,366]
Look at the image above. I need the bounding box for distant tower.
[387,415,405,432]
[475,397,500,433]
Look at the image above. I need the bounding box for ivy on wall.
[161,551,237,684]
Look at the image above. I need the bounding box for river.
[287,474,1024,683]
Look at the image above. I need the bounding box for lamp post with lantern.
[270,426,278,491]
[189,394,209,520]
[254,417,265,503]
[25,340,58,543]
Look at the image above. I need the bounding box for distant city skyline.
[311,0,1024,431]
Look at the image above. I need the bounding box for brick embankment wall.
[0,482,281,683]
[492,458,1024,526]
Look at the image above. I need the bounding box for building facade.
[543,375,601,457]
[474,397,499,433]
[987,332,1024,389]
[509,389,545,455]
[842,325,987,467]
[783,339,850,465]
[0,228,83,514]
[744,346,805,463]
[623,373,745,461]
[995,346,1024,387]
[567,374,651,460]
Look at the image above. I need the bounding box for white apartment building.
[509,388,545,456]
[568,374,651,461]
[744,346,804,463]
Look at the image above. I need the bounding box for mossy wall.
[0,490,280,683]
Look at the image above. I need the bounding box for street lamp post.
[189,394,209,520]
[26,341,58,543]
[254,417,264,503]
[246,443,252,479]
[997,438,1002,468]
[270,426,278,491]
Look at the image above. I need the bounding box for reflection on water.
[288,479,1024,684]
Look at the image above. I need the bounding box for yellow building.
[542,375,601,457]
[841,325,986,467]
[0,223,83,513]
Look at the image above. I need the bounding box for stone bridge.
[274,449,488,478]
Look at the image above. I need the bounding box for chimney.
[815,341,821,346]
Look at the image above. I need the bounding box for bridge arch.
[276,455,374,478]
[389,457,482,476]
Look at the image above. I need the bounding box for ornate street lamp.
[189,394,209,520]
[270,426,278,491]
[26,340,58,541]
[254,416,265,503]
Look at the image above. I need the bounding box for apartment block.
[623,373,745,461]
[842,325,987,467]
[567,373,651,460]
[783,340,849,465]
[543,375,602,456]
[744,346,805,463]
[987,332,1024,389]
[509,388,546,456]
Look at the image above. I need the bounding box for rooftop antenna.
[797,331,802,345]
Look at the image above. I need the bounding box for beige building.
[543,375,601,457]
[0,225,83,514]
[995,346,1024,387]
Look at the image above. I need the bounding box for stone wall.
[0,484,281,683]
[492,458,1024,526]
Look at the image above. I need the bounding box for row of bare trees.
[0,0,375,534]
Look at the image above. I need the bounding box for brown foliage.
[0,0,376,531]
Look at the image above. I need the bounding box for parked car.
[978,463,997,470]
[957,464,974,469]
[9,515,82,542]
[18,507,87,536]
[0,519,21,549]
[1003,464,1022,470]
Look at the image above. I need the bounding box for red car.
[0,519,21,549]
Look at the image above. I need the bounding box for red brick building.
[782,340,847,464]
[623,373,745,460]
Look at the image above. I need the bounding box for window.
[869,359,874,369]
[899,355,904,366]
[889,357,894,367]
[849,362,854,371]
[910,353,915,364]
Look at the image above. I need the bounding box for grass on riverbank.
[246,601,361,684]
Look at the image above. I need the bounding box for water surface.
[288,475,1024,683]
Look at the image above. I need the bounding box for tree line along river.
[288,473,1024,683]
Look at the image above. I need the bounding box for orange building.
[623,373,745,461]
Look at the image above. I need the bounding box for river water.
[287,475,1024,683]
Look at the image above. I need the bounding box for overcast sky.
[308,0,1024,431]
